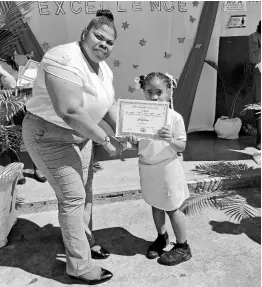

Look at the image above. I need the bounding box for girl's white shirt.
[138,108,186,165]
[26,42,115,129]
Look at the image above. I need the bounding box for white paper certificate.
[116,99,169,139]
[19,59,39,82]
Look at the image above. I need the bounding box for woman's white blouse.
[26,42,115,129]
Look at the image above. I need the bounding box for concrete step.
[16,157,261,215]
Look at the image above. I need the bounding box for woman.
[249,20,261,150]
[22,10,121,284]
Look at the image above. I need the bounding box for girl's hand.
[124,134,138,145]
[157,126,173,143]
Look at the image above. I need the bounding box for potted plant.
[0,88,28,165]
[0,87,29,248]
[205,60,254,139]
[0,161,24,248]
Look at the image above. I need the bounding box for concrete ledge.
[17,168,261,215]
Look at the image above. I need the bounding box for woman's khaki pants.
[22,112,96,276]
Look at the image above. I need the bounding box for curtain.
[173,1,219,131]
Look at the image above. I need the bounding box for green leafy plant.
[205,60,254,119]
[0,88,28,160]
[0,1,36,57]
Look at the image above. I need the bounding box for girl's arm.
[170,115,187,152]
[158,115,187,152]
[169,138,186,152]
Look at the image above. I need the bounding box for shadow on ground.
[209,187,261,245]
[0,220,150,284]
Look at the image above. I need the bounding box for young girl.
[126,72,191,266]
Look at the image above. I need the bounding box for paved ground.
[0,187,261,287]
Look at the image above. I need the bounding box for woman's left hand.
[157,126,173,143]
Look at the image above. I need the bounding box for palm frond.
[180,190,261,222]
[0,89,27,124]
[193,161,255,178]
[222,196,261,222]
[179,191,227,216]
[0,1,36,57]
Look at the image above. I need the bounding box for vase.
[214,116,242,140]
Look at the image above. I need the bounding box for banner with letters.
[28,1,222,133]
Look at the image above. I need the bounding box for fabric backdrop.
[28,1,222,133]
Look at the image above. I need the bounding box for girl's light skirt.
[139,157,189,211]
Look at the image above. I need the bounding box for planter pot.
[0,162,24,248]
[214,117,242,140]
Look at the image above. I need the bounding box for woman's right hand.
[103,142,117,157]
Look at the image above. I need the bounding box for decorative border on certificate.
[19,59,39,82]
[115,99,169,139]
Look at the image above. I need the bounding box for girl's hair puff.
[138,72,177,93]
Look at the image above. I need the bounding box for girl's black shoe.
[146,232,169,259]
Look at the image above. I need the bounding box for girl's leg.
[152,206,167,234]
[166,209,187,244]
[147,207,169,259]
[158,208,191,266]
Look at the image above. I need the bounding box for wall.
[27,1,220,133]
[220,1,261,37]
[216,1,261,125]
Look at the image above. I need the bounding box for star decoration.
[190,15,196,23]
[122,21,130,30]
[42,41,51,52]
[192,1,200,7]
[195,44,202,49]
[139,38,147,47]
[113,60,121,67]
[128,86,135,93]
[164,52,172,59]
[177,37,185,43]
[133,64,139,69]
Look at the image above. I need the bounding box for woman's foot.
[70,267,113,285]
[147,232,169,259]
[91,245,110,259]
[34,168,47,183]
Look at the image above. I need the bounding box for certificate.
[17,66,34,88]
[115,99,169,139]
[19,59,39,82]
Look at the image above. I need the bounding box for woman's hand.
[124,134,138,145]
[157,126,173,143]
[103,142,117,157]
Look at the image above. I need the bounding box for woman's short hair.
[81,9,117,41]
